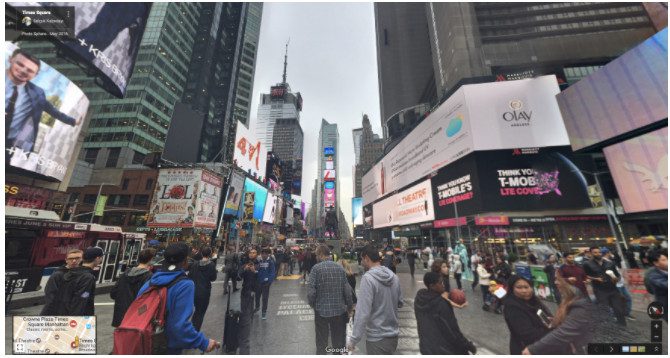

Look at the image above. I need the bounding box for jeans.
[224,269,238,292]
[192,290,211,331]
[472,270,479,290]
[255,282,271,314]
[595,288,627,325]
[455,273,462,290]
[314,312,347,354]
[408,260,415,277]
[617,286,633,316]
[366,337,399,355]
[239,290,255,354]
[480,285,492,305]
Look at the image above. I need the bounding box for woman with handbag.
[521,272,595,355]
[503,276,553,354]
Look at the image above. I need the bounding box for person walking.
[477,261,493,311]
[645,249,667,321]
[307,245,354,354]
[522,273,594,354]
[346,245,403,355]
[238,247,260,354]
[339,259,357,305]
[544,254,561,304]
[414,272,477,355]
[583,247,627,326]
[136,243,219,354]
[49,247,104,316]
[406,249,417,278]
[188,246,218,331]
[255,248,276,319]
[304,249,317,284]
[603,248,634,320]
[223,245,239,294]
[431,259,451,292]
[276,248,286,278]
[452,254,463,290]
[40,249,83,315]
[503,276,553,354]
[559,252,588,298]
[110,248,155,327]
[471,250,482,291]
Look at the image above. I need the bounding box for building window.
[122,179,130,190]
[84,148,99,164]
[133,195,150,206]
[145,178,154,190]
[384,28,388,45]
[132,150,146,165]
[83,194,97,205]
[106,148,121,168]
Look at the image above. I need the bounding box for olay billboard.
[604,127,668,213]
[363,75,569,206]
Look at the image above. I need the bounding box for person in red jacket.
[559,252,588,297]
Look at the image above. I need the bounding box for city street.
[6,261,666,355]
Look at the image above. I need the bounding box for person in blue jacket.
[137,242,219,354]
[256,247,276,320]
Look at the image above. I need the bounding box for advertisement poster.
[5,42,89,181]
[530,266,555,302]
[243,192,255,221]
[363,76,570,206]
[324,170,336,181]
[239,178,268,221]
[324,188,336,208]
[193,170,223,228]
[234,120,268,179]
[148,169,199,228]
[263,194,277,224]
[5,183,52,209]
[373,179,435,229]
[363,204,373,229]
[430,153,480,219]
[475,147,592,212]
[604,127,668,213]
[352,197,363,226]
[224,171,245,215]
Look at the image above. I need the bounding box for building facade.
[316,119,339,230]
[354,115,384,198]
[271,117,304,195]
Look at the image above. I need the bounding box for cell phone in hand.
[537,309,552,328]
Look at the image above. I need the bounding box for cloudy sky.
[249,2,384,231]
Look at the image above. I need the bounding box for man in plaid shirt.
[308,245,354,354]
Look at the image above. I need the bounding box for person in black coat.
[188,246,218,331]
[110,248,155,327]
[414,272,477,355]
[503,276,553,355]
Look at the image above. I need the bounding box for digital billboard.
[324,147,335,155]
[557,29,668,151]
[324,188,336,208]
[234,120,267,180]
[430,153,481,220]
[324,181,335,190]
[363,204,373,229]
[326,160,334,170]
[352,197,363,226]
[148,168,223,229]
[5,42,89,181]
[604,127,668,213]
[239,178,268,221]
[224,171,245,215]
[324,170,336,181]
[263,193,277,224]
[363,75,569,206]
[373,179,435,229]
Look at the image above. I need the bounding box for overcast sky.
[249,2,383,231]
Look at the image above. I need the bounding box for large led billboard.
[223,171,245,215]
[263,193,277,224]
[324,170,336,181]
[324,188,336,208]
[352,197,363,226]
[239,178,268,221]
[9,3,152,97]
[373,179,434,229]
[5,42,89,181]
[234,120,268,180]
[363,75,569,205]
[604,127,668,213]
[148,168,223,228]
[557,29,668,151]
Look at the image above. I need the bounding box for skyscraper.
[354,115,384,198]
[375,2,656,141]
[254,44,304,195]
[316,119,339,230]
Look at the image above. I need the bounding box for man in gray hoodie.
[346,245,403,355]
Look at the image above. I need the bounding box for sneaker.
[626,315,636,321]
[482,305,490,312]
[262,313,267,320]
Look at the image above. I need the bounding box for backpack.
[112,275,186,355]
